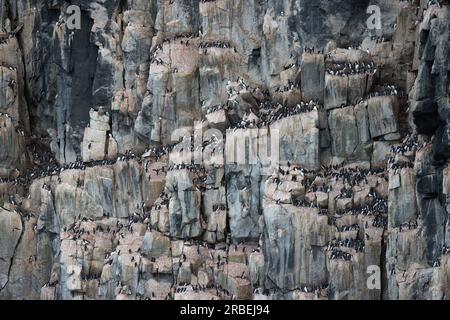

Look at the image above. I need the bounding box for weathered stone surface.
[264,205,331,291]
[166,170,202,239]
[202,188,227,243]
[328,106,358,158]
[226,165,261,242]
[81,110,111,162]
[367,96,399,139]
[0,208,22,292]
[372,141,394,168]
[388,168,418,228]
[81,128,107,162]
[324,75,348,110]
[354,102,370,144]
[0,0,448,302]
[142,231,171,258]
[301,53,325,104]
[271,111,320,170]
[347,74,367,105]
[0,114,26,177]
[206,110,229,131]
[0,66,19,120]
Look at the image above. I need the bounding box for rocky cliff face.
[0,0,449,300]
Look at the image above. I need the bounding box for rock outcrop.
[0,0,449,300]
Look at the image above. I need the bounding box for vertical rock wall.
[0,0,449,300]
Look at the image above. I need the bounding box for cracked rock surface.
[0,0,449,300]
